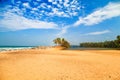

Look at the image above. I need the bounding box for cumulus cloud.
[8,0,82,18]
[85,30,110,35]
[74,2,120,26]
[43,0,81,17]
[0,12,58,31]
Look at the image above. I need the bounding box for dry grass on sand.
[0,49,120,80]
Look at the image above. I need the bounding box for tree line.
[80,35,120,48]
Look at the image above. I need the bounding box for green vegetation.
[53,38,70,48]
[80,35,120,48]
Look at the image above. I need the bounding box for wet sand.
[0,49,120,80]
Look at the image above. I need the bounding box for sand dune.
[0,49,120,80]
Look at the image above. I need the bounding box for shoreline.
[0,46,119,53]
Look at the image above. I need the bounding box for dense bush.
[80,35,120,48]
[53,38,70,48]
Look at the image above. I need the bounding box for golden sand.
[0,49,120,80]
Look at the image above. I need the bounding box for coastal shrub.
[53,38,70,48]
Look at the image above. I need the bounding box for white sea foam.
[0,47,32,52]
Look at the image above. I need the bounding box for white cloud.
[37,0,81,18]
[57,26,71,37]
[74,2,120,26]
[23,2,30,8]
[48,0,53,2]
[64,0,69,7]
[0,12,58,31]
[32,8,38,11]
[85,30,110,35]
[4,0,82,19]
[36,0,41,2]
[33,1,39,6]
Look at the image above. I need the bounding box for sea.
[0,46,117,52]
[0,46,34,52]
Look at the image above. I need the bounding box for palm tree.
[116,35,120,47]
[53,38,61,46]
[53,39,57,45]
[117,35,120,40]
[56,38,61,45]
[53,38,70,48]
[61,40,70,48]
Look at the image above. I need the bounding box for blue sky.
[0,0,120,46]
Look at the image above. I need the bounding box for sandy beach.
[0,49,120,80]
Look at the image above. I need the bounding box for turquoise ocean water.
[0,46,34,52]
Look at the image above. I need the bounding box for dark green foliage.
[53,38,70,48]
[80,35,120,48]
